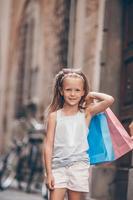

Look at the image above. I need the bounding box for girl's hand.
[85,92,96,105]
[46,173,55,190]
[86,92,105,102]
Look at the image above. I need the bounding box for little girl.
[43,68,114,200]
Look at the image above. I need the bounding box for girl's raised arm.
[85,92,114,116]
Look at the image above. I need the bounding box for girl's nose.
[71,90,75,96]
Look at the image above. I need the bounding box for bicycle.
[0,120,48,199]
[0,139,28,190]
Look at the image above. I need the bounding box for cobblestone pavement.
[0,186,98,200]
[0,188,43,200]
[0,188,97,200]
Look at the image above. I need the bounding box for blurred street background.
[0,0,133,200]
[0,188,42,200]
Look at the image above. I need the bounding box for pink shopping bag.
[105,108,133,159]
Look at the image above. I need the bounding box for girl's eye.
[65,88,81,92]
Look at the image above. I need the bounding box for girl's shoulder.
[85,103,95,116]
[84,108,92,127]
[48,111,57,122]
[48,109,62,120]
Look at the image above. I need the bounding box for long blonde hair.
[47,68,89,115]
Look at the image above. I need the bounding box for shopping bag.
[87,108,133,165]
[87,112,115,165]
[105,108,133,159]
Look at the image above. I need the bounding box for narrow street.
[0,187,96,200]
[0,188,43,200]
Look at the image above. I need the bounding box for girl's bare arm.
[85,92,114,116]
[43,112,56,176]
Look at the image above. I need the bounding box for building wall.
[0,0,105,151]
[0,0,125,199]
[100,0,122,115]
[90,1,123,200]
[0,0,13,152]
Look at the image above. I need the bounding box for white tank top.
[52,110,89,169]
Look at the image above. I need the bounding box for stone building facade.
[0,0,133,200]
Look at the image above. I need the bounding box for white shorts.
[52,161,90,192]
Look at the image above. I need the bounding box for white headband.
[61,72,84,82]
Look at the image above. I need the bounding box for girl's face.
[61,76,85,107]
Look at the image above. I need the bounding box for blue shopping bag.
[87,112,115,165]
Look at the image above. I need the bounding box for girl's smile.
[61,77,85,107]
